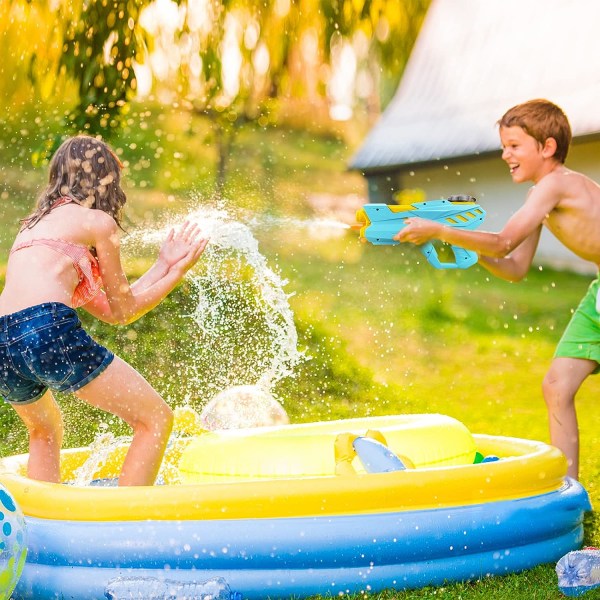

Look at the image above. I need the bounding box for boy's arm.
[395,178,560,272]
[477,226,542,281]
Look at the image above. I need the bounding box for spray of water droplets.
[124,206,307,401]
[70,207,353,485]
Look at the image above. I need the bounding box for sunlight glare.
[133,60,153,98]
[186,0,215,35]
[328,37,356,121]
[274,0,290,18]
[221,13,243,101]
[253,41,270,76]
[102,31,118,65]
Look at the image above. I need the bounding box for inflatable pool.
[0,413,591,599]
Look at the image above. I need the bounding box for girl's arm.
[130,222,204,293]
[83,218,207,324]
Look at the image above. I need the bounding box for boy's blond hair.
[498,99,572,163]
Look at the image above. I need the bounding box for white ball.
[200,385,289,430]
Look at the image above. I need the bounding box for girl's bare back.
[0,203,103,315]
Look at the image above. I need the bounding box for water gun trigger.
[421,242,479,270]
[352,208,369,243]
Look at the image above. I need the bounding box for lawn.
[0,105,598,599]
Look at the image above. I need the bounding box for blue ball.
[0,484,27,599]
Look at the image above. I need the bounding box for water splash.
[72,208,351,485]
[123,206,309,400]
[69,432,129,486]
[247,213,350,240]
[68,409,205,486]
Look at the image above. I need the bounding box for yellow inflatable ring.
[0,414,570,522]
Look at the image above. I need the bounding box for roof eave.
[349,131,600,175]
[349,148,500,175]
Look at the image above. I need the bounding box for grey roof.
[351,0,600,172]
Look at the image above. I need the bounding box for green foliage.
[4,0,430,171]
[278,318,399,423]
[367,565,573,600]
[57,0,150,139]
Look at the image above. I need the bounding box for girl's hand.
[170,236,209,276]
[158,221,207,270]
[393,217,442,245]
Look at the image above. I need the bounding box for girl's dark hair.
[22,135,127,229]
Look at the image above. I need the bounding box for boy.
[395,99,600,480]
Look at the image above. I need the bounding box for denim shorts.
[0,302,114,405]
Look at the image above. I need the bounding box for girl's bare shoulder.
[34,203,120,246]
[79,208,119,247]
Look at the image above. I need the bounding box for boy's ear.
[542,137,558,159]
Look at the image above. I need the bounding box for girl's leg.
[13,390,64,483]
[74,355,173,486]
[542,356,596,480]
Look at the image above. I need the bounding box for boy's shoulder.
[532,167,600,218]
[536,166,591,193]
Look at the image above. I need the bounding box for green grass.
[0,104,599,599]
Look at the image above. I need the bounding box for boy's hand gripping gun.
[354,195,485,270]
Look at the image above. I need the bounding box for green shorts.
[554,277,600,372]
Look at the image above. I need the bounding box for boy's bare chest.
[545,204,600,262]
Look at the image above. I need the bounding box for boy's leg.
[542,356,597,480]
[74,355,174,486]
[13,390,64,483]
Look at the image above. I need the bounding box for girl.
[0,135,207,486]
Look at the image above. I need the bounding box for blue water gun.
[354,195,485,270]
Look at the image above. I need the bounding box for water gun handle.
[421,242,479,270]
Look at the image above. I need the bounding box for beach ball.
[0,484,27,599]
[200,385,289,430]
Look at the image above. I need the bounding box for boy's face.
[499,125,544,183]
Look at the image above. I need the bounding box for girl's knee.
[19,410,64,445]
[135,401,173,437]
[27,422,63,447]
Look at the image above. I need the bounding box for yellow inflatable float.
[177,413,475,482]
[0,413,591,599]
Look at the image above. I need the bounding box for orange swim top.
[11,198,103,308]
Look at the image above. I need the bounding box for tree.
[11,0,429,179]
[137,0,430,192]
[58,0,150,135]
[3,0,152,155]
